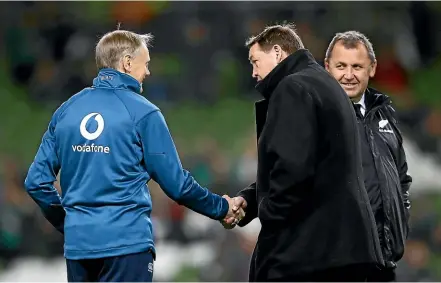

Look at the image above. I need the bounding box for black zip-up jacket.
[235,50,383,281]
[354,88,412,269]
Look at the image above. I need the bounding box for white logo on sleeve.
[80,113,105,140]
[72,113,110,154]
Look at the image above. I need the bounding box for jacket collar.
[92,68,142,94]
[255,49,317,100]
[364,87,391,111]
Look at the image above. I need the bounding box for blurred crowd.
[1,1,441,281]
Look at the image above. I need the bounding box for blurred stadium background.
[0,1,441,281]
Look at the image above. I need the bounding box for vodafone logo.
[73,113,110,154]
[80,113,104,140]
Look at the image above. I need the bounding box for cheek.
[135,66,145,79]
[357,71,371,83]
[329,69,344,80]
[260,60,276,74]
[138,66,146,76]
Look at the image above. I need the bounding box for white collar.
[354,93,366,110]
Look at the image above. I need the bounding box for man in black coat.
[222,23,384,282]
[325,31,412,282]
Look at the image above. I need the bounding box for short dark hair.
[325,31,376,62]
[245,23,304,55]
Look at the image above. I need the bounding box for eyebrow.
[336,62,364,67]
[248,56,254,61]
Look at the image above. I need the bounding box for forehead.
[248,43,265,59]
[330,41,370,62]
[137,44,150,60]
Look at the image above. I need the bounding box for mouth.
[340,82,358,89]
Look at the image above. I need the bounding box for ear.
[369,60,377,78]
[273,44,282,63]
[122,54,132,73]
[324,58,330,71]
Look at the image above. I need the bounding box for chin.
[348,93,364,102]
[346,89,359,97]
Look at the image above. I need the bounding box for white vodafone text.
[72,143,110,153]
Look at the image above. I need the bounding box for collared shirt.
[354,94,366,116]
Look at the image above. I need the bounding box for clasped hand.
[221,195,247,229]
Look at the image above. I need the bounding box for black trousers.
[66,251,154,282]
[270,263,374,282]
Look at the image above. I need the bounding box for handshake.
[221,195,247,229]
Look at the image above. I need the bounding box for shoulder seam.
[111,89,159,125]
[112,90,136,124]
[279,75,304,90]
[135,109,161,128]
[55,88,93,123]
[281,75,313,100]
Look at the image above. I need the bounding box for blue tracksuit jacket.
[24,68,229,260]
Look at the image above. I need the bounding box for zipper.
[362,108,393,260]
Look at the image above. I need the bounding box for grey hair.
[325,31,376,62]
[95,30,153,70]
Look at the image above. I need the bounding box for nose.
[252,69,258,79]
[344,68,354,80]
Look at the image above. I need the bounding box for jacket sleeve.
[136,110,229,220]
[258,78,317,225]
[236,182,258,227]
[24,113,65,234]
[397,143,412,230]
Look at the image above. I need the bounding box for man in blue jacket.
[24,29,242,282]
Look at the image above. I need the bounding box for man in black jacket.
[222,24,383,282]
[324,30,412,282]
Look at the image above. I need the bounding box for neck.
[351,97,362,103]
[278,52,289,63]
[351,92,365,103]
[115,67,137,83]
[116,67,127,74]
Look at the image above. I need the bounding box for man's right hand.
[221,196,247,229]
